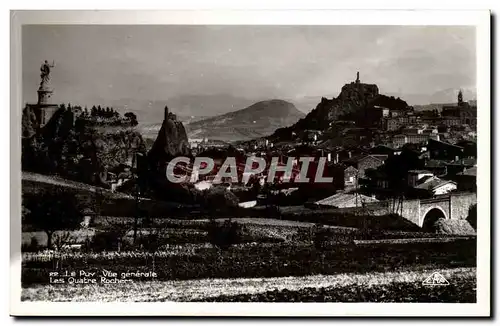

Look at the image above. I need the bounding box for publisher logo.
[423,272,449,286]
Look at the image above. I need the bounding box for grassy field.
[20,198,477,303]
[21,215,474,248]
[21,267,475,302]
[22,236,475,286]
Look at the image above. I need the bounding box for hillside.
[185,99,305,142]
[139,115,209,140]
[270,77,410,141]
[101,94,257,127]
[22,105,147,187]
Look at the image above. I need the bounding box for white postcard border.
[10,9,491,317]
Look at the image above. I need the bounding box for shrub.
[208,219,243,250]
[52,231,76,251]
[21,236,41,252]
[313,224,330,250]
[22,188,82,249]
[89,230,125,251]
[203,187,239,211]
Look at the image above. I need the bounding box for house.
[407,170,434,187]
[382,117,402,131]
[427,139,465,161]
[422,128,438,135]
[414,177,457,196]
[442,117,462,127]
[344,165,359,190]
[315,192,379,208]
[455,166,477,192]
[110,171,131,192]
[401,127,423,135]
[369,144,396,156]
[455,140,477,158]
[424,159,448,177]
[80,207,96,228]
[343,154,387,178]
[445,158,476,177]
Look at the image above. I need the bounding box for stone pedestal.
[37,87,53,105]
[33,85,58,127]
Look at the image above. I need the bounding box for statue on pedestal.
[39,60,55,89]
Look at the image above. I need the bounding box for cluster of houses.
[173,88,477,210]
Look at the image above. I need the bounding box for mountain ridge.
[185,99,305,142]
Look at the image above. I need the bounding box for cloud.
[22,25,476,111]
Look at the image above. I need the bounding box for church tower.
[458,89,464,106]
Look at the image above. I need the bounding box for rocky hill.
[147,106,191,166]
[270,76,409,141]
[185,99,305,142]
[22,104,147,187]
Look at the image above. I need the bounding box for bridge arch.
[421,207,448,232]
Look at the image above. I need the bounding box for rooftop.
[315,192,379,208]
[425,159,449,168]
[415,178,456,191]
[457,166,477,177]
[408,170,433,174]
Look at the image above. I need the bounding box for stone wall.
[450,192,477,220]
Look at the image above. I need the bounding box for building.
[407,170,434,187]
[442,116,462,127]
[392,134,440,148]
[445,158,476,177]
[401,127,424,135]
[414,177,457,196]
[343,154,387,178]
[344,165,359,189]
[455,166,477,192]
[455,140,477,158]
[423,159,448,177]
[441,90,477,127]
[369,144,396,156]
[427,139,465,161]
[188,138,206,149]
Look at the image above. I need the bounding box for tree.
[208,218,242,250]
[467,204,477,230]
[138,219,168,272]
[203,186,239,211]
[124,112,138,126]
[23,187,83,249]
[90,219,130,252]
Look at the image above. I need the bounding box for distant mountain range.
[94,86,476,141]
[100,94,259,126]
[185,99,305,142]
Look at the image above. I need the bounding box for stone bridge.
[364,192,477,230]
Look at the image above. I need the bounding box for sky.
[22,25,476,113]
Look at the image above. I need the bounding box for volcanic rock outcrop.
[147,105,191,170]
[271,72,409,140]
